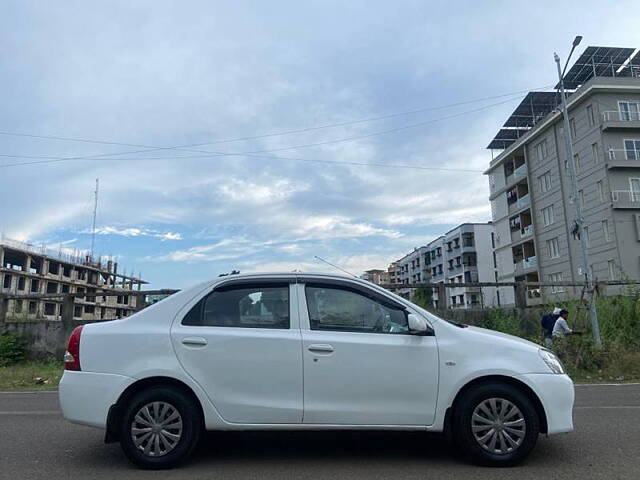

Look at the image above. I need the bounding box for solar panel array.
[555,46,636,89]
[486,128,530,150]
[487,46,638,149]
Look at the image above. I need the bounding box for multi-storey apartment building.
[382,223,499,308]
[0,238,147,321]
[486,55,640,304]
[424,223,500,308]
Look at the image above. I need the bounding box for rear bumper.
[59,370,135,429]
[518,373,574,434]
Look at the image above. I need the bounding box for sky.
[1,0,639,288]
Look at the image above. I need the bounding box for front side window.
[183,283,290,328]
[305,284,409,334]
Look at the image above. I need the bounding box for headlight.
[538,348,565,374]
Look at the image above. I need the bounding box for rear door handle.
[181,337,208,347]
[308,344,334,353]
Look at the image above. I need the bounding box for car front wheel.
[453,382,540,467]
[119,386,202,469]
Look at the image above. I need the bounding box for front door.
[171,281,303,424]
[298,281,439,426]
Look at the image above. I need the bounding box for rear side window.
[183,283,290,329]
[305,284,409,334]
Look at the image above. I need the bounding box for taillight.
[64,325,84,371]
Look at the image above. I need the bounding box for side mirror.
[407,313,430,335]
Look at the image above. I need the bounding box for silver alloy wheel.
[131,401,183,457]
[471,397,526,455]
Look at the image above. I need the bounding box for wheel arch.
[105,376,205,443]
[444,375,548,436]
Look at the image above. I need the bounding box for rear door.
[171,280,303,424]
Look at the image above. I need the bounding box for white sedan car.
[59,272,574,469]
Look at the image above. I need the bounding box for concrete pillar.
[0,246,5,269]
[61,294,75,328]
[24,255,31,272]
[514,281,527,318]
[437,283,447,310]
[0,294,7,324]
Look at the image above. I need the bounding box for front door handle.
[308,344,334,353]
[182,337,208,347]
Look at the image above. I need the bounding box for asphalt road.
[1,384,639,480]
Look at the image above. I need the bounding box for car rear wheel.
[119,386,202,469]
[452,382,540,466]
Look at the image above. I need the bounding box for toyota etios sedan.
[59,273,574,469]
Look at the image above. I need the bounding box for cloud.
[88,226,182,241]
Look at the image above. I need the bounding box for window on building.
[624,139,640,160]
[74,306,82,318]
[587,104,595,127]
[549,272,565,293]
[547,238,560,259]
[28,301,36,314]
[619,101,640,121]
[538,171,552,193]
[30,279,39,293]
[44,303,56,316]
[592,143,600,163]
[3,274,11,289]
[534,140,548,162]
[608,260,617,280]
[14,299,22,314]
[17,277,25,291]
[570,117,577,138]
[597,181,604,203]
[579,189,585,208]
[542,205,555,226]
[603,219,611,242]
[574,153,581,173]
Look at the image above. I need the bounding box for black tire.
[119,386,202,469]
[452,382,540,467]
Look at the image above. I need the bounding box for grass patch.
[0,360,63,390]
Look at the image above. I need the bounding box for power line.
[0,95,521,171]
[0,150,484,173]
[0,83,552,156]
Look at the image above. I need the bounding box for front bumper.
[59,370,135,428]
[518,373,574,434]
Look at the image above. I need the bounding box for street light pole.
[554,37,602,347]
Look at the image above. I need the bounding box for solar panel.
[619,50,640,78]
[487,128,529,150]
[502,92,561,128]
[556,46,636,89]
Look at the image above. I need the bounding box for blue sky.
[1,0,639,288]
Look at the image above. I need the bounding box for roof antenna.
[90,178,99,261]
[313,255,358,278]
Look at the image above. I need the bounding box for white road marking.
[575,383,640,387]
[0,410,60,415]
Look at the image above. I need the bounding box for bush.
[0,333,27,366]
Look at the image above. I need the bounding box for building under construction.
[0,237,147,321]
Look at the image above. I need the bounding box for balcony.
[602,110,640,130]
[611,190,640,209]
[514,256,538,276]
[514,164,527,179]
[606,148,640,169]
[517,194,530,209]
[521,224,533,239]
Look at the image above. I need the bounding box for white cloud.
[89,226,182,241]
